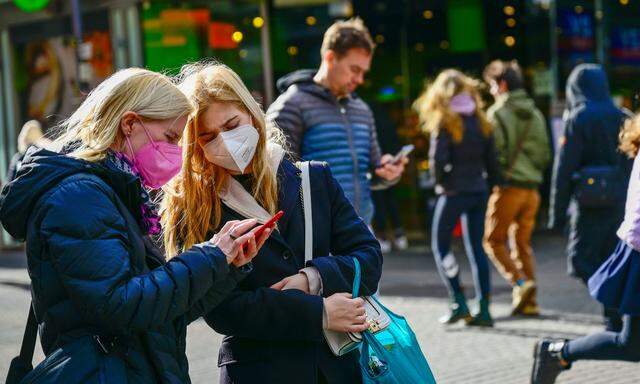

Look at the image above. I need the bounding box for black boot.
[604,307,623,332]
[467,297,494,327]
[531,339,571,384]
[439,292,471,324]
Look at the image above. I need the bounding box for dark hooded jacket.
[0,147,245,383]
[266,69,390,224]
[549,64,632,229]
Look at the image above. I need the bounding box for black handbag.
[571,114,628,208]
[5,303,126,384]
[572,164,626,208]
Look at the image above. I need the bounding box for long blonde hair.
[413,69,492,143]
[52,68,191,162]
[619,114,640,158]
[161,62,282,256]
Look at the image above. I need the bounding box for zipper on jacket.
[336,101,362,213]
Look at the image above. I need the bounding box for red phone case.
[253,210,284,239]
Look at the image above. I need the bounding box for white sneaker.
[394,236,409,250]
[379,239,392,254]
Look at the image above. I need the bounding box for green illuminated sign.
[13,0,50,13]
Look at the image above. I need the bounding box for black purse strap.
[19,304,38,367]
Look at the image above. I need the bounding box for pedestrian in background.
[267,17,406,226]
[6,119,50,183]
[162,62,382,384]
[531,113,640,384]
[548,63,632,331]
[414,69,501,327]
[483,60,551,317]
[370,100,409,253]
[0,68,264,383]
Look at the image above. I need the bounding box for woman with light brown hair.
[414,69,500,327]
[161,62,382,384]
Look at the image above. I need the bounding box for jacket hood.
[0,147,141,240]
[276,69,317,93]
[276,69,357,103]
[566,64,613,110]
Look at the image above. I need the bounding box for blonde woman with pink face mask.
[0,68,268,383]
[162,63,383,384]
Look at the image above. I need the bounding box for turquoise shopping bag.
[351,258,437,384]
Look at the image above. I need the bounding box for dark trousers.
[564,315,640,362]
[431,193,491,300]
[568,207,622,282]
[372,188,404,237]
[569,207,624,330]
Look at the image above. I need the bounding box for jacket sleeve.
[266,94,305,158]
[429,130,452,186]
[39,178,231,334]
[489,112,508,168]
[204,287,324,342]
[306,163,383,296]
[549,114,582,229]
[185,265,251,324]
[530,112,552,172]
[484,133,503,188]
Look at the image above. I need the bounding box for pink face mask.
[125,121,183,189]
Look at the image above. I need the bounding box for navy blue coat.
[0,148,244,383]
[429,115,501,195]
[204,159,383,384]
[549,64,633,281]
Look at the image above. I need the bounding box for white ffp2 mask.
[202,123,259,173]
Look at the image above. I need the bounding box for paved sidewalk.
[1,233,638,383]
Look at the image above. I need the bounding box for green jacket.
[487,89,551,186]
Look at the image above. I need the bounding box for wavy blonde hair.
[161,62,282,257]
[413,69,492,143]
[52,68,191,162]
[619,114,640,158]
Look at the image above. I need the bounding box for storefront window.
[141,0,264,98]
[10,9,113,128]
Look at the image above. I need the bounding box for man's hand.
[270,273,310,294]
[375,153,408,181]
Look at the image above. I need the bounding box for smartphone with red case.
[254,210,284,238]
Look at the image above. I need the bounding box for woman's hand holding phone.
[211,218,272,267]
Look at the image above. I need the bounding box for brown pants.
[483,186,540,285]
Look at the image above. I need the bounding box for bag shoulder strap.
[352,258,361,298]
[298,161,313,263]
[16,303,37,370]
[298,162,363,298]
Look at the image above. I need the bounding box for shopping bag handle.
[352,258,361,298]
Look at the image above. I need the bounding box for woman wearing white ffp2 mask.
[161,63,383,384]
[202,118,259,173]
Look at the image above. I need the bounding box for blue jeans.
[431,193,491,300]
[563,315,640,362]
